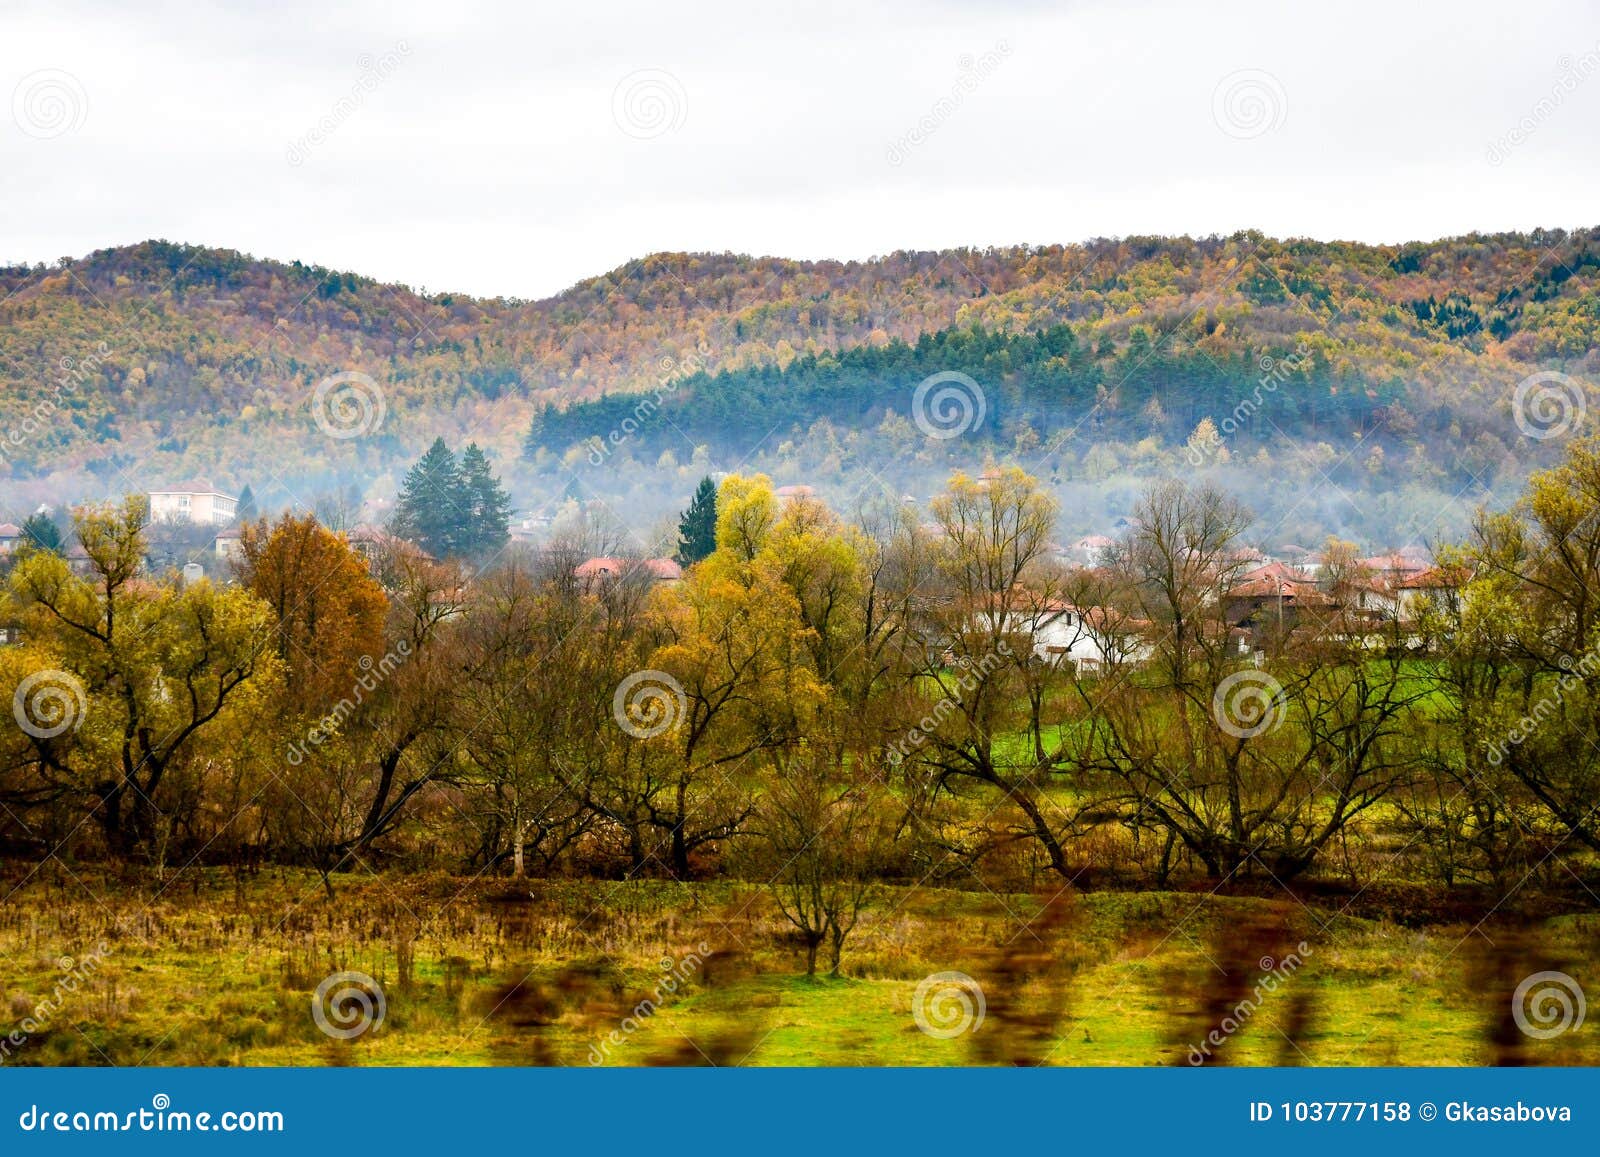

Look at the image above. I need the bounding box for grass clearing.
[0,867,1593,1067]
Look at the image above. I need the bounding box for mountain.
[2,231,1597,544]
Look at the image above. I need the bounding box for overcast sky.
[3,0,1598,299]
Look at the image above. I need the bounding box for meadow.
[1,866,1593,1068]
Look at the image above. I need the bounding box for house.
[992,599,1153,673]
[574,556,625,582]
[641,558,683,582]
[1344,579,1400,620]
[214,525,243,561]
[1397,565,1469,619]
[344,525,433,575]
[149,480,238,526]
[1224,573,1337,631]
[1236,561,1310,586]
[1064,534,1115,566]
[65,542,96,576]
[575,556,684,587]
[0,523,21,555]
[774,485,815,502]
[1359,552,1429,586]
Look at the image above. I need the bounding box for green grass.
[0,868,1593,1067]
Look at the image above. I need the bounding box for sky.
[2,0,1598,300]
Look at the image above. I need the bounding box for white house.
[995,600,1153,673]
[1396,566,1468,620]
[149,480,238,526]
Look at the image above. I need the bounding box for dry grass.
[0,864,1594,1067]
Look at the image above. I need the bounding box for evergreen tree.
[235,484,258,524]
[458,442,512,558]
[20,510,62,555]
[391,437,463,558]
[675,476,718,565]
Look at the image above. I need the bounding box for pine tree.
[391,437,463,558]
[675,476,718,565]
[458,442,511,558]
[20,511,62,555]
[235,484,258,524]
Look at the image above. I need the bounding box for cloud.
[2,0,1597,298]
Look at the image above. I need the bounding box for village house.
[1223,563,1337,632]
[574,556,684,588]
[1359,552,1430,586]
[1396,565,1470,619]
[988,598,1154,673]
[1063,534,1115,567]
[214,524,242,562]
[148,480,238,526]
[0,523,21,555]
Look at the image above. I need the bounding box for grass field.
[0,866,1593,1067]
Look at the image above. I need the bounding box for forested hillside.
[3,230,1598,542]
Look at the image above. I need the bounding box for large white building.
[148,480,238,526]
